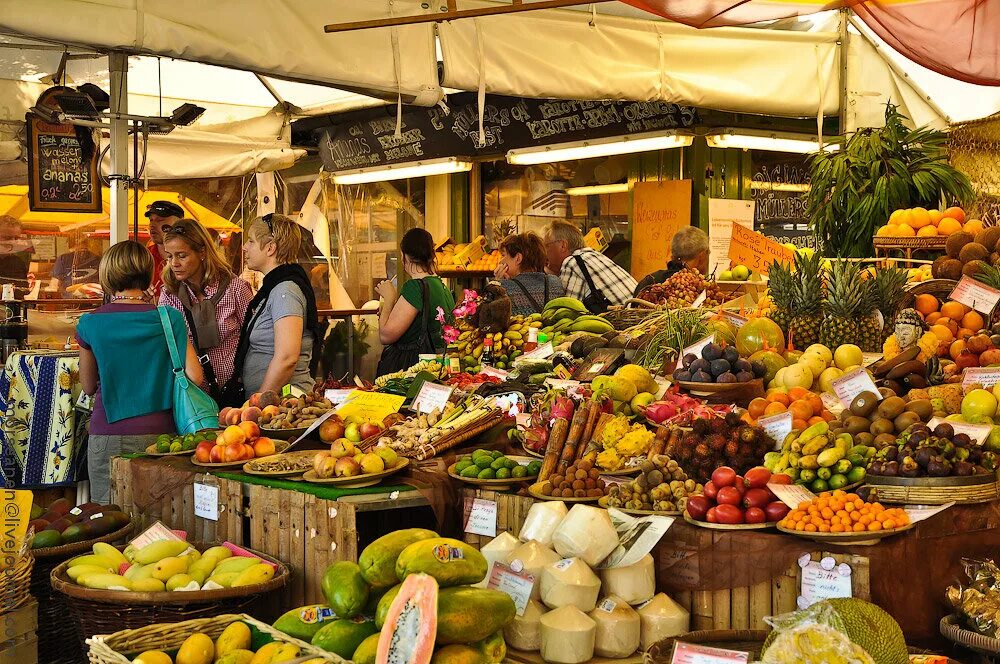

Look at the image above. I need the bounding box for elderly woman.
[494,232,565,316]
[634,226,710,297]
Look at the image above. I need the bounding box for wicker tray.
[448,455,538,489]
[682,513,776,531]
[301,457,409,487]
[412,410,505,461]
[867,473,999,504]
[190,440,289,468]
[31,521,134,664]
[528,482,602,503]
[53,543,288,648]
[874,236,948,250]
[940,613,1000,655]
[597,496,681,516]
[86,613,341,664]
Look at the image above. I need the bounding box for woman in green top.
[376,228,455,376]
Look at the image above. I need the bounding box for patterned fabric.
[159,277,252,387]
[147,241,166,294]
[0,351,81,486]
[499,273,566,317]
[559,248,638,308]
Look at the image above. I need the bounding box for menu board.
[631,180,692,280]
[750,151,817,251]
[26,113,101,212]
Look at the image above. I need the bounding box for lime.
[172,437,184,447]
[455,460,473,473]
[156,439,171,453]
[495,468,511,480]
[475,457,493,469]
[816,467,831,481]
[477,468,495,480]
[169,441,183,453]
[810,478,829,493]
[461,465,480,478]
[512,465,528,478]
[489,450,504,459]
[865,447,876,458]
[847,466,867,483]
[491,458,508,470]
[828,474,848,490]
[183,433,197,445]
[527,461,542,475]
[496,362,506,370]
[504,458,518,470]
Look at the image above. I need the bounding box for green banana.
[543,297,587,314]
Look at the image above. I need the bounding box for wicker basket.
[940,613,1000,656]
[30,521,134,664]
[52,543,288,649]
[867,473,1000,505]
[86,613,344,664]
[901,278,959,307]
[874,237,948,250]
[0,549,33,615]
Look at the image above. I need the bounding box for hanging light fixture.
[507,131,693,165]
[705,129,839,154]
[565,183,631,196]
[331,156,473,185]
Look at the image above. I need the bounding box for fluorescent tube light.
[750,181,811,193]
[565,183,630,196]
[331,157,472,185]
[507,131,693,165]
[706,129,839,154]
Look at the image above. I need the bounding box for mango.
[248,643,281,664]
[216,621,252,659]
[352,633,380,664]
[395,538,488,587]
[232,563,275,587]
[92,542,128,567]
[267,644,300,662]
[475,631,506,664]
[215,650,254,664]
[188,557,216,584]
[214,556,262,575]
[151,555,190,581]
[68,554,119,569]
[201,545,233,566]
[166,573,195,591]
[133,651,173,664]
[207,571,239,588]
[358,528,438,589]
[176,632,214,664]
[67,564,114,582]
[133,539,189,565]
[125,563,157,582]
[321,561,369,618]
[77,573,132,590]
[131,578,166,592]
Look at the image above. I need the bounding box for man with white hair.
[633,225,709,296]
[544,220,637,313]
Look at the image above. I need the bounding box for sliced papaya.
[377,573,438,664]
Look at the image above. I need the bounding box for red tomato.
[732,477,747,496]
[714,504,745,525]
[716,486,742,506]
[744,466,772,489]
[769,473,793,485]
[703,481,719,501]
[765,501,791,522]
[744,507,766,524]
[706,506,719,523]
[711,466,737,488]
[685,495,711,521]
[742,487,772,510]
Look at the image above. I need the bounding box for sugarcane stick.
[576,401,602,461]
[647,425,672,459]
[539,417,569,481]
[557,403,590,474]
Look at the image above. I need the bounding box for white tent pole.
[838,8,849,133]
[108,51,129,244]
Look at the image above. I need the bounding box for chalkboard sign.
[317,93,699,171]
[26,113,101,213]
[750,151,816,250]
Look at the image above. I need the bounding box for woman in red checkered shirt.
[158,218,252,403]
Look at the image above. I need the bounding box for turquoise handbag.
[157,306,220,434]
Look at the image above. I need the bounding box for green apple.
[344,422,362,443]
[732,265,750,281]
[631,392,656,411]
[719,270,734,281]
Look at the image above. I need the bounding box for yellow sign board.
[335,390,405,423]
[630,180,692,280]
[727,222,795,275]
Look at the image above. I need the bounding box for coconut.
[589,596,641,658]
[551,505,618,567]
[504,599,544,651]
[476,532,520,588]
[540,558,601,611]
[506,541,561,600]
[946,231,974,259]
[959,242,989,264]
[976,227,1000,252]
[540,606,596,664]
[519,501,568,546]
[939,259,964,281]
[599,554,655,605]
[638,593,690,651]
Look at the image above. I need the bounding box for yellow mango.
[151,556,190,581]
[133,539,189,566]
[68,554,119,569]
[130,578,166,592]
[213,556,261,575]
[216,650,254,664]
[166,573,195,591]
[268,644,301,663]
[206,571,239,588]
[67,564,114,582]
[248,643,281,664]
[77,573,132,590]
[232,563,275,588]
[216,621,252,658]
[175,632,214,664]
[92,542,128,567]
[132,650,172,664]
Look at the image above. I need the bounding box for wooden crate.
[0,601,37,664]
[459,489,535,548]
[246,484,435,611]
[110,457,245,544]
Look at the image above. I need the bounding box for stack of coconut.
[931,226,1000,281]
[476,503,689,663]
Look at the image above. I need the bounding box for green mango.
[321,561,370,619]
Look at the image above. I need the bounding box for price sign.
[671,642,750,664]
[411,382,454,414]
[820,391,844,415]
[675,335,715,371]
[479,366,510,380]
[336,391,405,423]
[27,101,101,212]
[768,483,816,510]
[861,353,883,368]
[927,417,992,445]
[950,276,1000,315]
[830,368,881,409]
[721,312,748,329]
[463,498,498,537]
[798,555,852,609]
[758,411,793,450]
[324,388,354,406]
[194,483,219,521]
[904,501,954,524]
[691,290,707,308]
[487,562,535,615]
[963,367,1000,390]
[522,342,554,360]
[727,222,795,275]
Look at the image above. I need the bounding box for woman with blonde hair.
[222,214,326,404]
[159,217,252,401]
[77,240,203,501]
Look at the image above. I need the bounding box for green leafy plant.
[808,104,973,257]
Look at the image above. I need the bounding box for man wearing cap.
[145,200,183,294]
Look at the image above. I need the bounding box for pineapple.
[787,252,824,349]
[872,266,908,343]
[820,261,863,348]
[765,259,795,335]
[857,278,881,352]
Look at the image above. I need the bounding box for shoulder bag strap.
[157,307,188,387]
[419,278,437,353]
[508,277,544,313]
[179,304,219,393]
[573,254,602,296]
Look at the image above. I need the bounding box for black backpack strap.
[508,276,544,313]
[419,278,438,353]
[573,254,602,298]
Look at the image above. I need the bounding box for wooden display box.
[0,601,37,664]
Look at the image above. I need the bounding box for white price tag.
[324,388,354,406]
[758,411,793,450]
[670,642,750,664]
[831,368,881,409]
[76,391,94,412]
[523,342,554,359]
[691,290,707,308]
[903,501,954,524]
[951,276,1000,315]
[927,417,992,445]
[654,376,670,399]
[798,557,852,609]
[463,499,497,537]
[963,367,1000,390]
[194,483,219,521]
[820,392,845,415]
[722,312,748,329]
[675,335,715,371]
[128,522,189,550]
[767,483,816,510]
[487,562,535,616]
[587,362,606,375]
[478,366,510,380]
[861,353,883,368]
[411,382,454,415]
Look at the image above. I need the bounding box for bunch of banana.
[763,421,874,492]
[454,313,543,371]
[538,297,603,343]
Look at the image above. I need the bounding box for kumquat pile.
[778,490,911,533]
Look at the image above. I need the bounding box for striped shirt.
[559,248,637,308]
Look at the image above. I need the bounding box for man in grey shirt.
[242,280,314,394]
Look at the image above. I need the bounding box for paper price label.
[951,276,1000,315]
[324,388,354,406]
[523,342,554,360]
[675,335,715,371]
[831,368,881,409]
[554,558,575,571]
[721,312,748,329]
[671,641,750,664]
[798,557,852,609]
[758,411,793,450]
[335,391,405,423]
[861,353,883,368]
[194,483,219,521]
[463,498,497,537]
[727,222,794,276]
[768,483,816,510]
[927,417,992,445]
[479,366,510,380]
[963,367,1000,390]
[411,382,454,414]
[692,290,707,308]
[487,562,535,616]
[903,501,954,524]
[820,391,845,415]
[597,597,618,613]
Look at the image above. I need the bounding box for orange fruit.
[909,207,931,228]
[807,416,825,426]
[950,339,967,360]
[940,301,968,320]
[917,225,938,237]
[789,400,813,421]
[928,209,944,225]
[895,224,916,237]
[820,409,835,422]
[937,217,962,235]
[792,418,809,431]
[958,328,975,341]
[766,390,791,406]
[945,206,966,223]
[748,398,769,419]
[962,310,986,332]
[888,209,906,225]
[764,402,787,416]
[914,294,940,316]
[964,219,985,235]
[788,386,810,402]
[930,324,954,343]
[807,394,824,416]
[875,225,895,237]
[925,311,941,325]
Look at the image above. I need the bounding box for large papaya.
[430,645,486,664]
[376,584,402,629]
[311,617,378,659]
[436,587,516,645]
[377,573,438,664]
[360,528,438,590]
[321,561,370,618]
[272,604,338,642]
[395,538,487,587]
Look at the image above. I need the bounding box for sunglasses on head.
[162,223,187,235]
[262,213,274,234]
